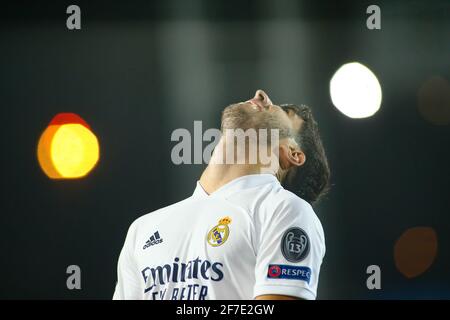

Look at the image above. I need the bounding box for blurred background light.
[1,0,449,300]
[394,227,438,279]
[329,62,382,119]
[418,76,450,126]
[37,113,100,179]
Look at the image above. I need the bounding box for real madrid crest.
[207,216,232,247]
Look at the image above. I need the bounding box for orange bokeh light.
[37,113,100,179]
[394,226,438,278]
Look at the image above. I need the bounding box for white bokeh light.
[329,62,382,119]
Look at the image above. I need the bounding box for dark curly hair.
[280,104,331,205]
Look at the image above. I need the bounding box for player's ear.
[279,144,306,170]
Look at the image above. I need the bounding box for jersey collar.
[192,174,279,199]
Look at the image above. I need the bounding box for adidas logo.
[143,231,163,250]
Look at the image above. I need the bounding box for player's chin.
[226,102,259,112]
[222,104,250,121]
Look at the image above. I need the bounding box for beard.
[221,103,293,139]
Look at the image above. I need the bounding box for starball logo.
[141,257,224,300]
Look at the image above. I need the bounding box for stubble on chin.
[221,103,292,139]
[221,104,253,131]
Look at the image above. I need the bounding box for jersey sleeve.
[253,195,325,300]
[113,221,143,300]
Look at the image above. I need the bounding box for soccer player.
[113,90,330,300]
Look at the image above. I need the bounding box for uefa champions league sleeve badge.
[207,216,232,247]
[281,227,310,262]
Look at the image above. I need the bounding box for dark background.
[0,0,449,299]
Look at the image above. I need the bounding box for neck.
[199,137,278,194]
[199,163,263,195]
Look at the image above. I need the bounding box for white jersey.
[113,174,325,300]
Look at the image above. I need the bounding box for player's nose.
[253,89,273,107]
